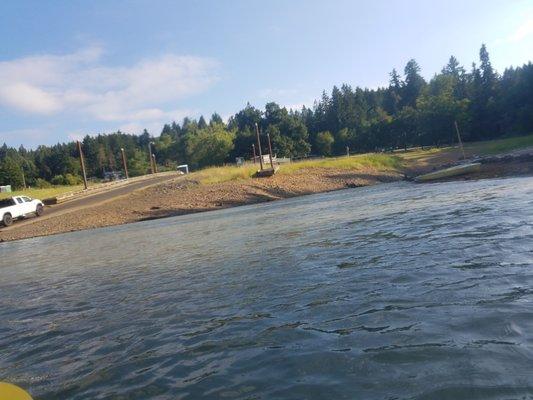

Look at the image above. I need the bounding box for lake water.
[1,177,533,399]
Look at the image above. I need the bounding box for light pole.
[148,142,155,174]
[152,153,158,173]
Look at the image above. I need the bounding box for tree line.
[1,44,532,189]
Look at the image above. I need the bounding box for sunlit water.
[1,177,533,399]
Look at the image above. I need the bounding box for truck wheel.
[2,213,13,227]
[36,204,44,216]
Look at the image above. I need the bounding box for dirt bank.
[0,167,402,242]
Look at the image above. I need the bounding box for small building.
[177,164,189,174]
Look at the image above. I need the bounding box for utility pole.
[454,121,466,160]
[255,123,264,170]
[252,144,257,164]
[120,148,129,179]
[21,169,27,189]
[148,142,155,174]
[267,133,274,169]
[152,154,158,173]
[76,140,88,190]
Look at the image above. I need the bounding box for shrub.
[51,174,82,185]
[35,178,52,188]
[51,175,66,185]
[64,173,82,185]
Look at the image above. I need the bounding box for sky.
[0,0,532,148]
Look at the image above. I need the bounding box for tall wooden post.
[454,121,466,160]
[121,148,129,179]
[252,144,257,164]
[267,133,274,169]
[76,140,88,190]
[21,170,27,189]
[255,123,264,170]
[152,154,158,173]
[148,142,155,174]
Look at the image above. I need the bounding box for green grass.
[465,134,533,155]
[0,185,83,200]
[187,135,533,186]
[278,153,403,174]
[193,164,258,185]
[188,153,403,185]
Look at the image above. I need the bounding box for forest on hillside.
[1,44,532,189]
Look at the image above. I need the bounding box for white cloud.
[0,47,219,126]
[67,132,85,142]
[0,82,61,114]
[508,17,533,42]
[117,108,196,135]
[495,15,533,45]
[0,127,56,148]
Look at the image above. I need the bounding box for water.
[1,177,533,399]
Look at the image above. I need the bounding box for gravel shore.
[0,167,402,242]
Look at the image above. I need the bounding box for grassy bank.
[279,153,403,174]
[464,135,533,155]
[192,153,404,185]
[187,134,533,186]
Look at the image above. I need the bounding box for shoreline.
[0,167,403,242]
[2,149,533,243]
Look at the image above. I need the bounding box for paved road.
[0,173,182,233]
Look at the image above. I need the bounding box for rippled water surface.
[2,178,533,399]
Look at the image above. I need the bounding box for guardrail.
[43,171,178,205]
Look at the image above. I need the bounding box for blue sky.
[0,0,532,148]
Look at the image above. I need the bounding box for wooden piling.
[255,123,264,170]
[267,133,274,169]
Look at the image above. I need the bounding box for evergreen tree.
[402,59,426,108]
[198,115,208,129]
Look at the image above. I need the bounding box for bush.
[51,174,82,185]
[51,175,66,185]
[64,173,82,185]
[35,178,52,188]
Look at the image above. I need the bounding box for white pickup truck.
[0,196,44,226]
